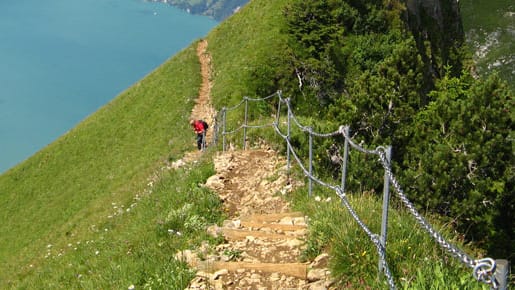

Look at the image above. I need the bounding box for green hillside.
[0,43,208,287]
[1,0,511,288]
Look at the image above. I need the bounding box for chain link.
[215,93,499,289]
[375,148,498,288]
[274,123,397,289]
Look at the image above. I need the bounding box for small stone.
[212,269,229,280]
[307,280,327,290]
[307,268,330,282]
[207,225,222,238]
[311,253,330,268]
[282,238,304,248]
[270,272,281,281]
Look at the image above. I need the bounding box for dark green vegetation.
[229,0,513,265]
[0,0,511,288]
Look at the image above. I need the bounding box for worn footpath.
[171,40,336,289]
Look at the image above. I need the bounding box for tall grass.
[288,182,488,289]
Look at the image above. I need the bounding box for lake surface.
[0,0,217,173]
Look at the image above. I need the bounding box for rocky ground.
[170,40,336,289]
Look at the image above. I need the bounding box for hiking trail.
[175,40,335,289]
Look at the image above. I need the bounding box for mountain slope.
[0,0,507,288]
[0,44,203,286]
[0,0,292,286]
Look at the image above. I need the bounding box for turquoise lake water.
[0,0,217,173]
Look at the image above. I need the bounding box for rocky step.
[240,220,307,231]
[239,212,306,223]
[199,261,308,279]
[188,261,333,290]
[215,237,305,264]
[222,228,305,241]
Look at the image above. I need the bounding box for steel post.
[379,146,392,274]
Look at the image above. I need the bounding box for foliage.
[401,70,514,258]
[279,0,513,262]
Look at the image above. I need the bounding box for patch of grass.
[288,184,488,289]
[11,156,224,289]
[207,0,290,114]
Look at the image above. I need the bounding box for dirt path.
[176,39,216,164]
[175,41,335,289]
[191,39,216,143]
[180,147,334,289]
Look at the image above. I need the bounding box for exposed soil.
[174,40,335,289]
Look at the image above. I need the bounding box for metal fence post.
[308,127,313,197]
[202,130,207,152]
[243,96,248,150]
[494,259,510,290]
[341,126,350,192]
[276,91,282,123]
[379,146,392,274]
[213,112,219,146]
[286,99,291,174]
[222,107,227,152]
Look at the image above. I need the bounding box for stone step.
[222,228,303,241]
[240,212,305,223]
[206,261,308,279]
[240,221,307,231]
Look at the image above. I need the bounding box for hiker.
[190,119,208,150]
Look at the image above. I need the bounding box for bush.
[401,71,513,259]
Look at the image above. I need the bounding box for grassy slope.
[0,43,203,286]
[0,0,491,288]
[207,0,290,108]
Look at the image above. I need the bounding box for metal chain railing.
[211,91,506,289]
[274,122,397,289]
